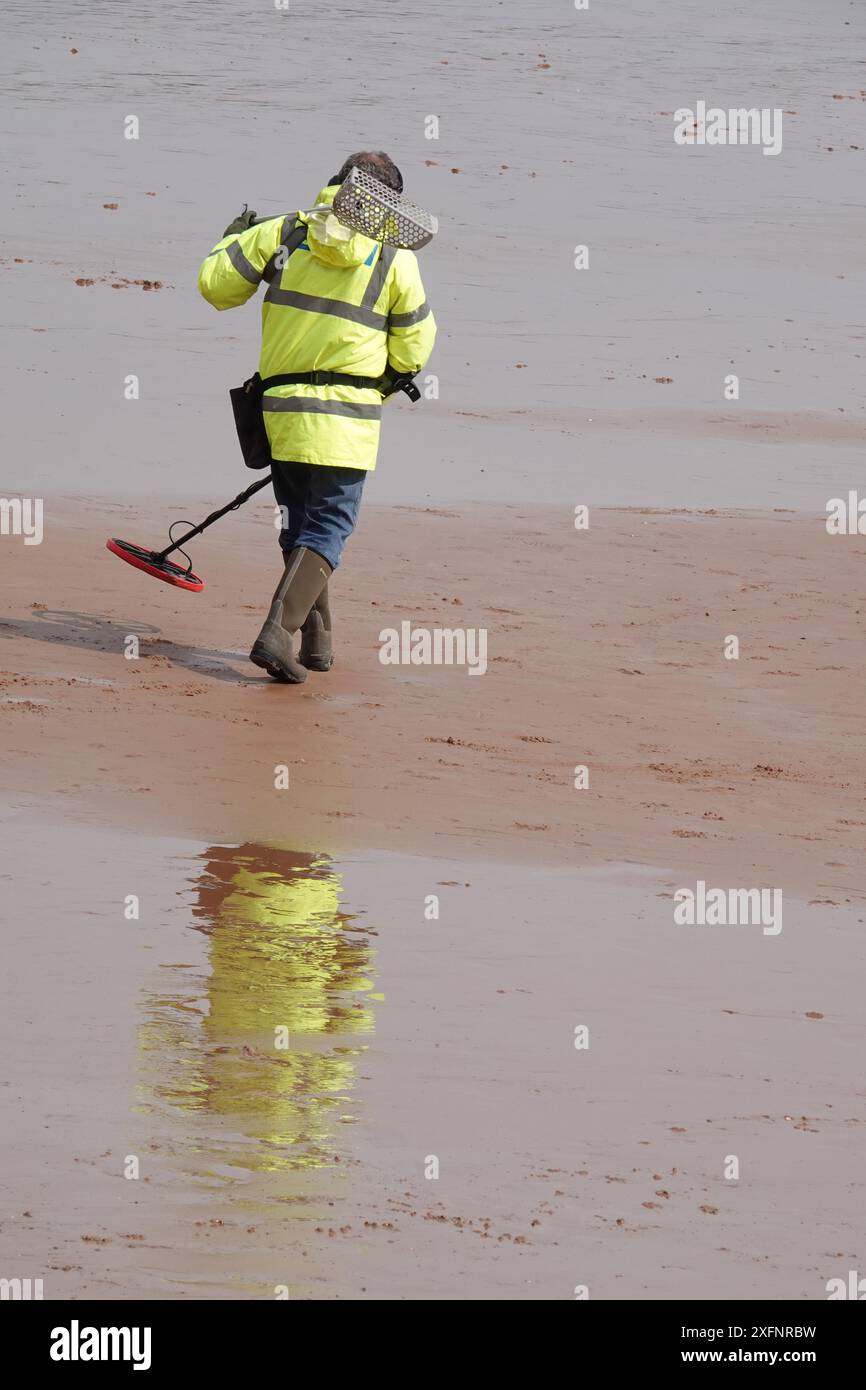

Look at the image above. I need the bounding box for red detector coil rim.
[106,537,205,592]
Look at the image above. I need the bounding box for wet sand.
[3,812,864,1301]
[1,1,863,509]
[2,0,865,1302]
[1,499,865,1299]
[1,498,864,901]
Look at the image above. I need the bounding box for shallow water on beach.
[2,805,863,1298]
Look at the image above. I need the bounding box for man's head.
[331,150,403,193]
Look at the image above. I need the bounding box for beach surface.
[1,0,865,1300]
[1,500,865,1300]
[1,498,865,899]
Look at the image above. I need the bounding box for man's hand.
[222,205,258,238]
[380,365,421,402]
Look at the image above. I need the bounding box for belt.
[260,371,384,391]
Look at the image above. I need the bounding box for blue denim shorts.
[271,460,367,571]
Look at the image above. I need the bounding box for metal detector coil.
[106,538,204,591]
[105,473,274,594]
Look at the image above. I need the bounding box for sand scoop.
[257,165,438,251]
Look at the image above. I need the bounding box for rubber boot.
[249,547,333,683]
[299,581,333,671]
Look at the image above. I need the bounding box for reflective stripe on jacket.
[197,184,436,470]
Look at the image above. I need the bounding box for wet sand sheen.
[2,809,862,1300]
[2,2,863,509]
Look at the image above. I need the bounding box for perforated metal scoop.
[329,166,438,250]
[257,167,438,251]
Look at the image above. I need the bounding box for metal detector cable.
[167,520,196,575]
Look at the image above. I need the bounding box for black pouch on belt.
[229,372,272,470]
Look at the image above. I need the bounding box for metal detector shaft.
[155,473,273,561]
[251,207,325,225]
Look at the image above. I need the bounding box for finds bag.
[230,373,272,470]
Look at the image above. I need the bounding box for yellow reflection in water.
[139,845,377,1173]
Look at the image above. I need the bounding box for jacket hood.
[301,184,380,268]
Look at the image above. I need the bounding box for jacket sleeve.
[386,250,436,376]
[197,217,285,310]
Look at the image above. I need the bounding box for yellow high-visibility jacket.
[138,849,377,1170]
[198,184,436,471]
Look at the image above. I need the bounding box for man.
[197,151,436,682]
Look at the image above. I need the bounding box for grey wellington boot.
[299,581,333,672]
[249,547,333,683]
